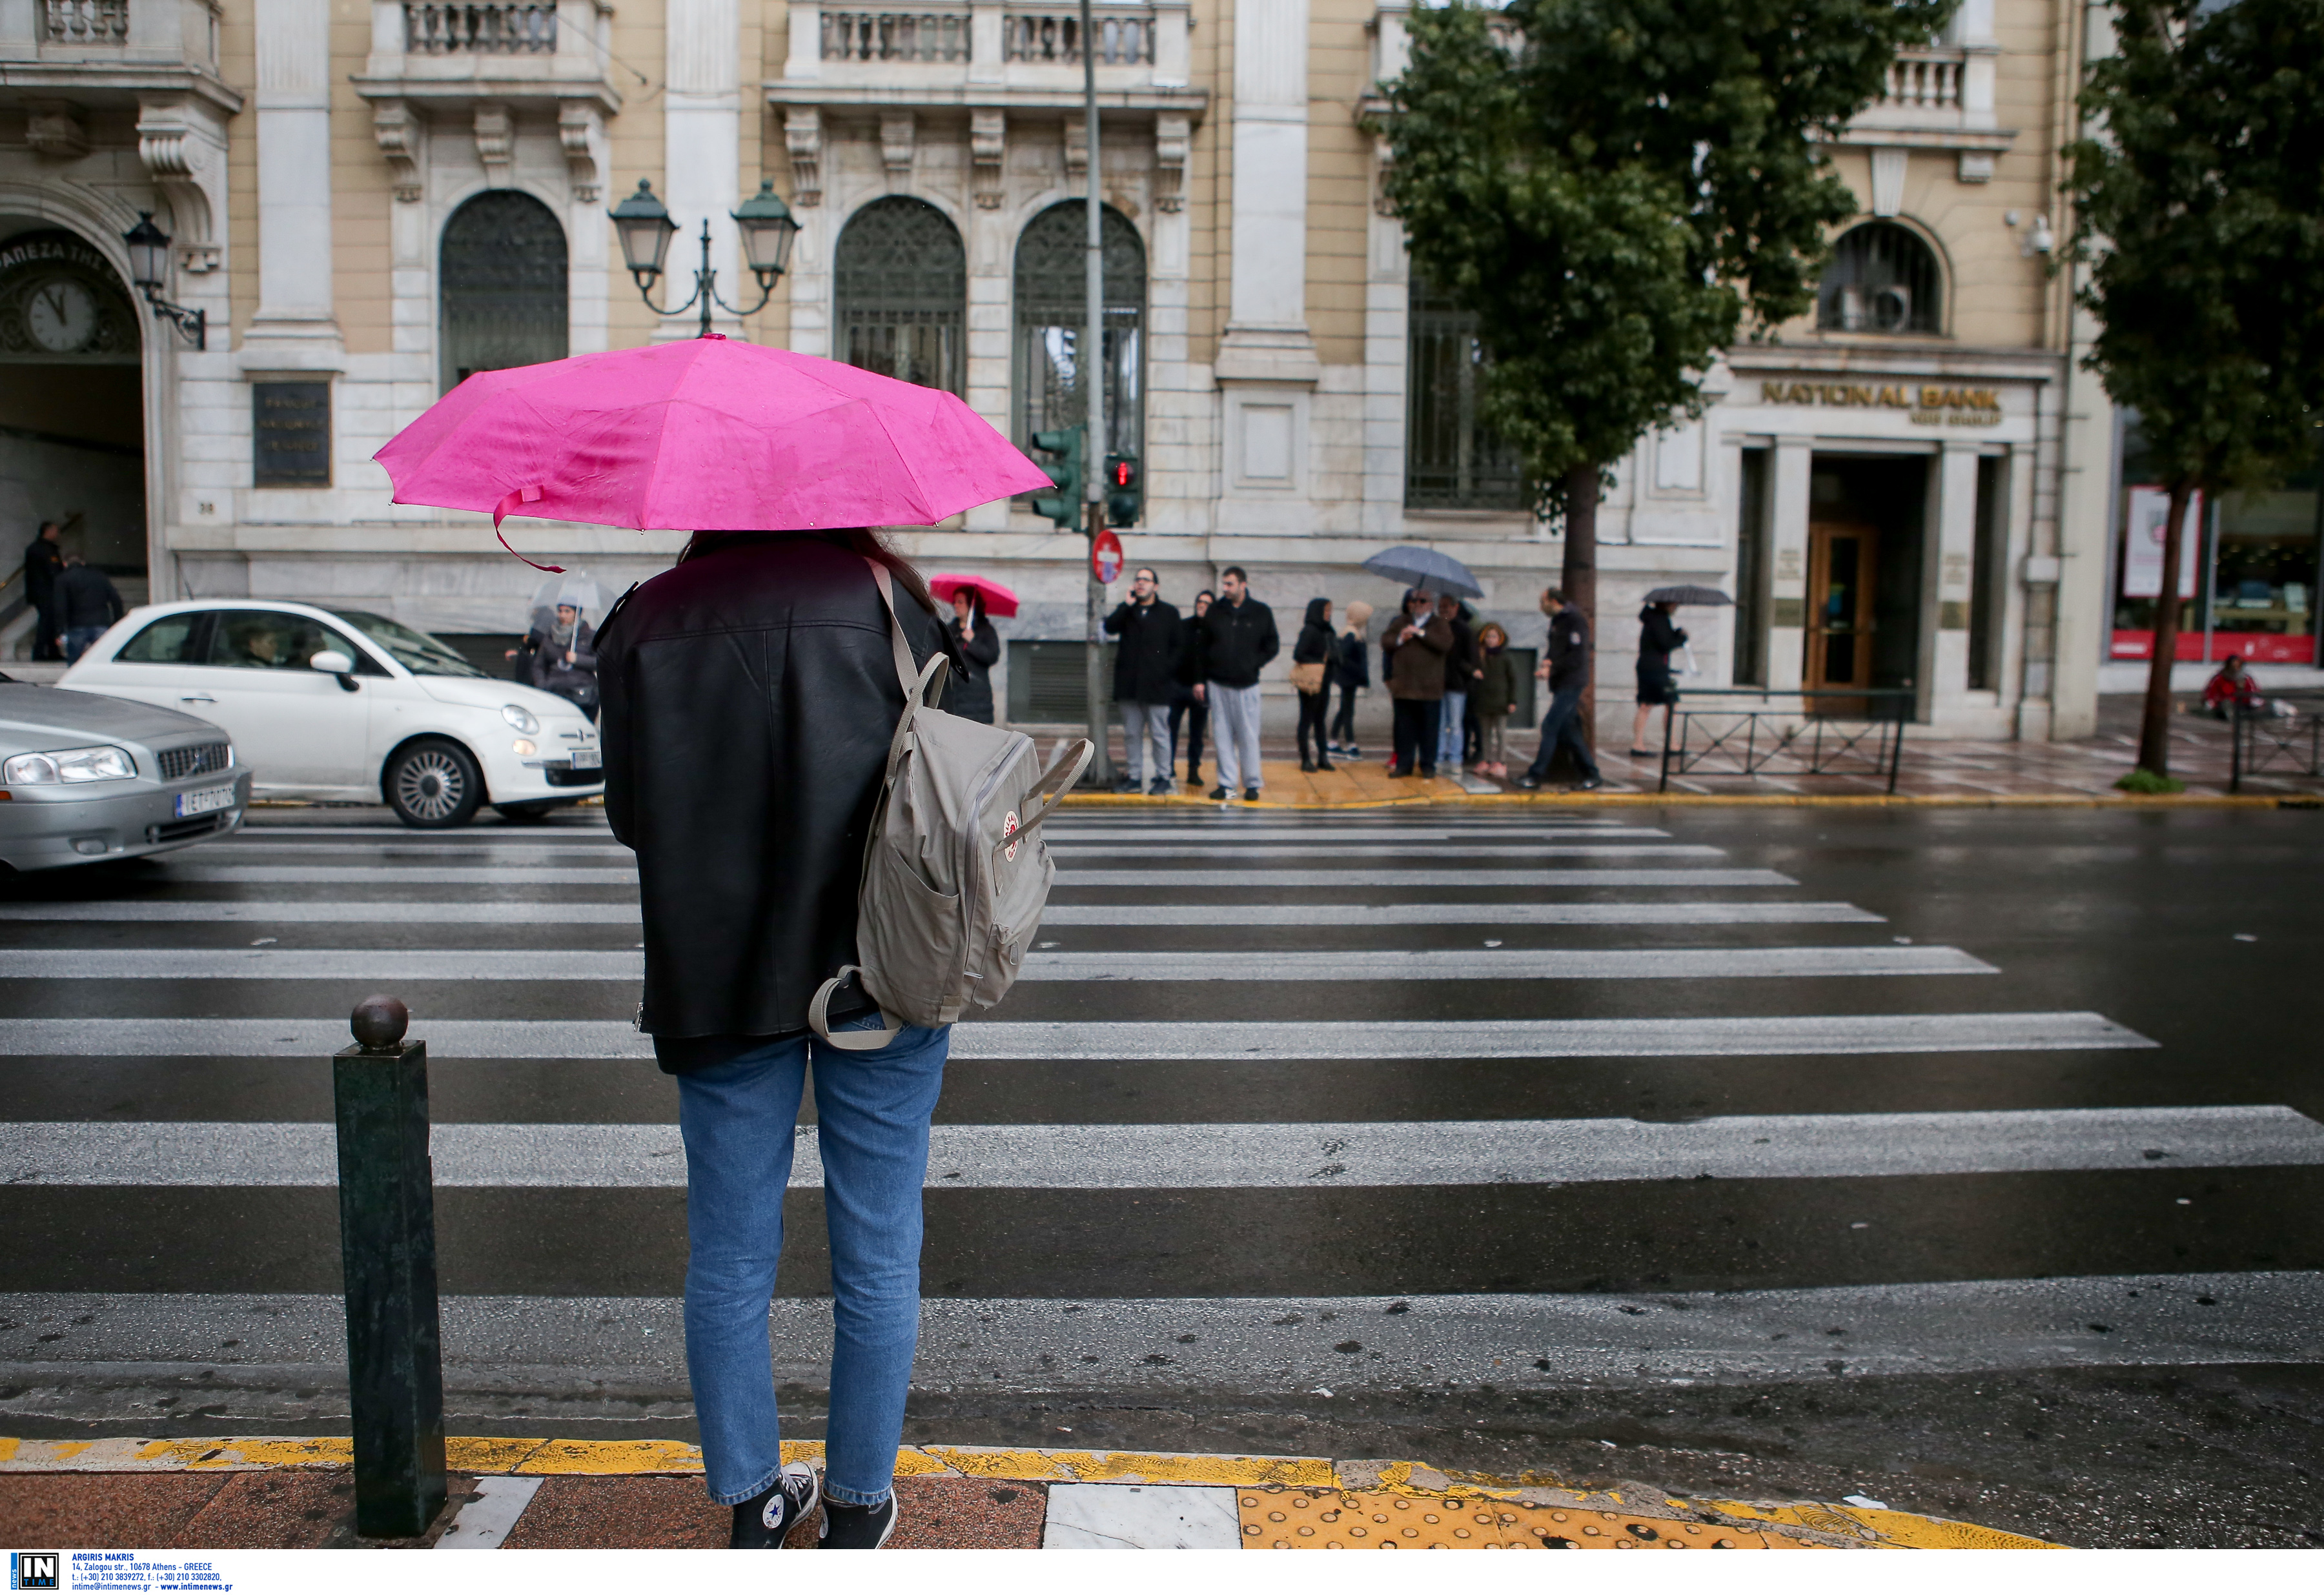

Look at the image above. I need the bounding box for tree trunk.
[2135,479,2194,779]
[1562,464,1601,735]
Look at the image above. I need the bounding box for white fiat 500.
[59,600,603,828]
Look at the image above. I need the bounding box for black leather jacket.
[598,533,951,1065]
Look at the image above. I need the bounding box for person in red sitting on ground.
[2202,655,2263,718]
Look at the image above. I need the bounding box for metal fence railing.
[2228,693,2324,793]
[1657,687,1913,795]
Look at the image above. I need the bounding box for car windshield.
[327,610,489,678]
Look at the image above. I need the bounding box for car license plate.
[175,785,237,818]
[568,747,601,771]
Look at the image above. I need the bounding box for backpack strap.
[808,964,906,1051]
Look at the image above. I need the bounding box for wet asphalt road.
[0,802,2319,1546]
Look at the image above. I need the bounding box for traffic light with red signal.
[1104,452,1141,528]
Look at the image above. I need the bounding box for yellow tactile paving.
[0,1436,2065,1545]
[1236,1488,1835,1550]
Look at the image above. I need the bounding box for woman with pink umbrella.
[376,337,1052,1550]
[929,573,1014,724]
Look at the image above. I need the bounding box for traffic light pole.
[1079,0,1112,789]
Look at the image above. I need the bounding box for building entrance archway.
[0,222,147,656]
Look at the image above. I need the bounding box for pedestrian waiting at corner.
[1170,587,1213,791]
[1328,599,1372,760]
[1103,566,1182,794]
[1471,621,1519,780]
[1194,566,1278,801]
[1381,587,1451,778]
[1517,586,1602,791]
[1292,595,1336,773]
[1434,592,1477,773]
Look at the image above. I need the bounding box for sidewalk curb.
[1058,790,2310,810]
[0,1435,2063,1550]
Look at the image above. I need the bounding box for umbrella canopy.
[1644,585,1735,606]
[373,337,1054,557]
[527,571,617,620]
[1362,544,1483,598]
[930,573,1019,618]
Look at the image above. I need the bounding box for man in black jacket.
[1193,565,1278,800]
[21,521,63,661]
[54,554,124,662]
[1103,567,1181,794]
[1517,587,1603,789]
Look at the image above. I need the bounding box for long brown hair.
[677,527,939,613]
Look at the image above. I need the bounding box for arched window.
[834,197,966,396]
[1405,276,1524,510]
[1816,221,1942,334]
[1012,202,1144,461]
[439,190,567,392]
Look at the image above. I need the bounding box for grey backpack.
[808,561,1093,1049]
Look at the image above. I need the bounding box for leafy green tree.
[1380,0,1952,691]
[2063,0,2324,782]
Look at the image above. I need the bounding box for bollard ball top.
[350,995,409,1052]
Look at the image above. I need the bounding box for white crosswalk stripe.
[0,944,1991,981]
[0,1011,2150,1058]
[8,1106,2317,1188]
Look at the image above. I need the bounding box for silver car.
[0,673,250,871]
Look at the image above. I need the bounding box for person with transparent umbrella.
[509,572,613,721]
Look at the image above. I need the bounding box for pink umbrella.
[930,573,1019,618]
[373,336,1052,567]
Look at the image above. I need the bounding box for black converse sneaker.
[819,1494,901,1549]
[729,1461,820,1548]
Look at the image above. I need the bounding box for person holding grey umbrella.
[1631,600,1687,755]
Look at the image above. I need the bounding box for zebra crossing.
[0,804,2318,1432]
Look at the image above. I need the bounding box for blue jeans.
[1437,689,1467,767]
[1524,682,1600,783]
[63,625,105,663]
[676,1015,951,1508]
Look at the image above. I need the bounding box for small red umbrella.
[930,573,1019,618]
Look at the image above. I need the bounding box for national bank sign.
[1761,380,2003,427]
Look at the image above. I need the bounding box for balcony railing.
[45,0,129,44]
[404,1,558,54]
[1880,48,1964,112]
[1003,12,1152,65]
[822,10,972,61]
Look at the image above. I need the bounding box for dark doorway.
[440,190,568,393]
[0,223,147,640]
[1805,454,1925,709]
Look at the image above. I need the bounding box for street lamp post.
[121,212,204,350]
[609,179,800,338]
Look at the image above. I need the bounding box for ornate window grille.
[821,10,972,61]
[1012,202,1145,463]
[834,197,967,398]
[1404,277,1525,511]
[439,191,568,394]
[1815,221,1943,334]
[1002,12,1151,63]
[44,0,128,43]
[405,2,558,54]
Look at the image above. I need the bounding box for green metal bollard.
[333,994,448,1539]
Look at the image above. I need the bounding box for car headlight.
[501,704,541,735]
[4,745,137,785]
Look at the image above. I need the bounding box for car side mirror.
[309,650,360,691]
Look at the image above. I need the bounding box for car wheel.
[493,801,560,823]
[386,738,484,829]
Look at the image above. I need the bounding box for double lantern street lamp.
[610,179,800,338]
[121,212,205,350]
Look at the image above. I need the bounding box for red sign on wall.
[1092,529,1123,584]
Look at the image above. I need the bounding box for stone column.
[242,0,341,363]
[666,0,742,338]
[1215,0,1318,533]
[1925,439,1983,716]
[1766,436,1813,692]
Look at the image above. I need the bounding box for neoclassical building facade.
[0,0,2134,737]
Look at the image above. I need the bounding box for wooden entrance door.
[1805,520,1879,704]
